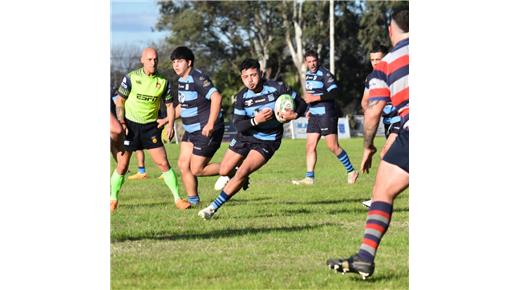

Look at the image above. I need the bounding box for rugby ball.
[274,94,295,123]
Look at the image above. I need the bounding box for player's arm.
[163,81,175,140]
[360,90,369,113]
[203,91,222,136]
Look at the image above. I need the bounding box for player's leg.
[148,145,190,209]
[189,128,224,177]
[177,141,200,206]
[200,149,267,219]
[214,138,247,191]
[110,150,132,213]
[292,133,320,185]
[128,150,148,180]
[324,116,358,184]
[327,130,409,279]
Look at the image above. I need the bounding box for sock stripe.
[336,150,354,172]
[358,201,393,263]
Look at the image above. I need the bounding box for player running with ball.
[198,58,306,219]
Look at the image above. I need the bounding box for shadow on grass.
[327,207,409,215]
[326,268,407,283]
[112,223,336,243]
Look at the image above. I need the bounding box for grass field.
[110,137,408,289]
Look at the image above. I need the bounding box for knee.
[178,160,190,173]
[219,165,233,177]
[190,166,204,177]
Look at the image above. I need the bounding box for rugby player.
[326,8,409,279]
[110,47,191,213]
[291,50,358,186]
[198,58,306,219]
[170,46,225,206]
[360,44,401,208]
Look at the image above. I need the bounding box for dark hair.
[371,43,388,54]
[391,7,408,33]
[170,46,195,66]
[304,50,318,60]
[240,58,260,72]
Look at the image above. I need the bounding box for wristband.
[250,118,257,126]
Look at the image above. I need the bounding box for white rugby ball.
[274,94,295,123]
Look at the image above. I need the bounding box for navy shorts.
[383,129,409,173]
[306,115,338,136]
[182,127,224,157]
[384,122,401,138]
[228,138,281,161]
[123,118,163,151]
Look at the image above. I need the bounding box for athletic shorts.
[123,118,163,151]
[384,122,401,139]
[383,128,409,173]
[228,138,281,161]
[307,115,338,136]
[182,127,224,157]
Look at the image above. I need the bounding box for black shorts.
[383,129,409,173]
[123,118,163,151]
[307,115,338,136]
[384,122,401,139]
[182,127,224,157]
[228,138,281,161]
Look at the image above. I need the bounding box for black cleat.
[242,176,250,191]
[326,254,375,280]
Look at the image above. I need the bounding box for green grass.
[111,137,408,289]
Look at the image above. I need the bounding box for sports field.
[110,137,408,289]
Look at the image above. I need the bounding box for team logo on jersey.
[267,94,275,102]
[179,93,186,103]
[121,77,128,89]
[313,75,317,80]
[202,80,211,88]
[156,81,161,88]
[151,136,158,144]
[245,99,254,106]
[369,79,378,87]
[136,80,142,85]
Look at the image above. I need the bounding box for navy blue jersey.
[305,66,338,116]
[233,80,301,143]
[172,69,224,133]
[365,70,401,126]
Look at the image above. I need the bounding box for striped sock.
[210,191,230,211]
[336,149,354,172]
[188,195,200,205]
[358,201,393,263]
[306,171,315,178]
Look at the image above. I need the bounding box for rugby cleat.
[242,176,250,191]
[362,200,372,208]
[347,171,359,184]
[128,172,148,180]
[110,200,118,214]
[214,176,230,191]
[326,254,375,280]
[175,199,192,210]
[198,205,216,220]
[291,177,315,185]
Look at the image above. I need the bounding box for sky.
[111,0,169,49]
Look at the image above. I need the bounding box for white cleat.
[291,177,315,185]
[198,206,216,220]
[214,176,230,191]
[362,200,372,208]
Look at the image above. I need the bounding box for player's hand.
[280,109,297,122]
[255,108,273,124]
[304,93,320,104]
[360,145,377,174]
[165,124,175,141]
[156,117,168,128]
[121,123,128,136]
[202,123,214,137]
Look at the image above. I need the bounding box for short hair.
[391,7,408,33]
[170,46,195,66]
[371,43,388,55]
[304,50,318,60]
[240,58,260,72]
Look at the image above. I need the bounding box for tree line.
[111,0,408,119]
